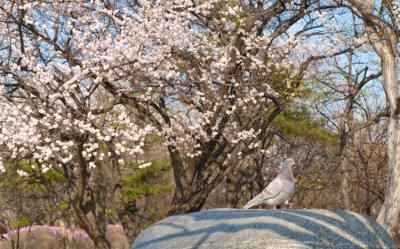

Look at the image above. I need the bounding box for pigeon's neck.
[279,165,294,181]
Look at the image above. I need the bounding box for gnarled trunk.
[70,198,112,249]
[68,143,116,249]
[168,158,233,214]
[168,188,208,215]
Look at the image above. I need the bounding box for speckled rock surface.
[132,208,397,249]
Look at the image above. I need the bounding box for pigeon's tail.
[243,195,262,209]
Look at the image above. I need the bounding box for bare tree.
[346,0,400,233]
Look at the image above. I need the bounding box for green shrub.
[122,156,174,200]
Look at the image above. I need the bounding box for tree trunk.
[339,156,352,210]
[92,236,112,249]
[364,164,373,216]
[167,146,224,215]
[168,188,208,215]
[374,55,400,233]
[169,160,234,214]
[338,104,352,210]
[68,146,114,249]
[117,203,140,241]
[341,49,356,210]
[374,49,400,232]
[225,172,240,208]
[70,199,112,249]
[377,116,400,233]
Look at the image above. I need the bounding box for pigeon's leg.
[283,200,289,209]
[284,200,294,209]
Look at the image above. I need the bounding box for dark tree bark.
[225,171,241,208]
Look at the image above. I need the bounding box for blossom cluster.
[0,0,354,172]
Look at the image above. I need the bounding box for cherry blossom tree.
[131,0,360,214]
[0,1,155,248]
[0,0,366,246]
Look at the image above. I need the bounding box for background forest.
[0,0,399,248]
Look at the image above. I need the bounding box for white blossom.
[138,162,152,169]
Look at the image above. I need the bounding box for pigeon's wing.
[264,177,282,197]
[243,178,282,209]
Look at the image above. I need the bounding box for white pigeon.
[243,158,296,209]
